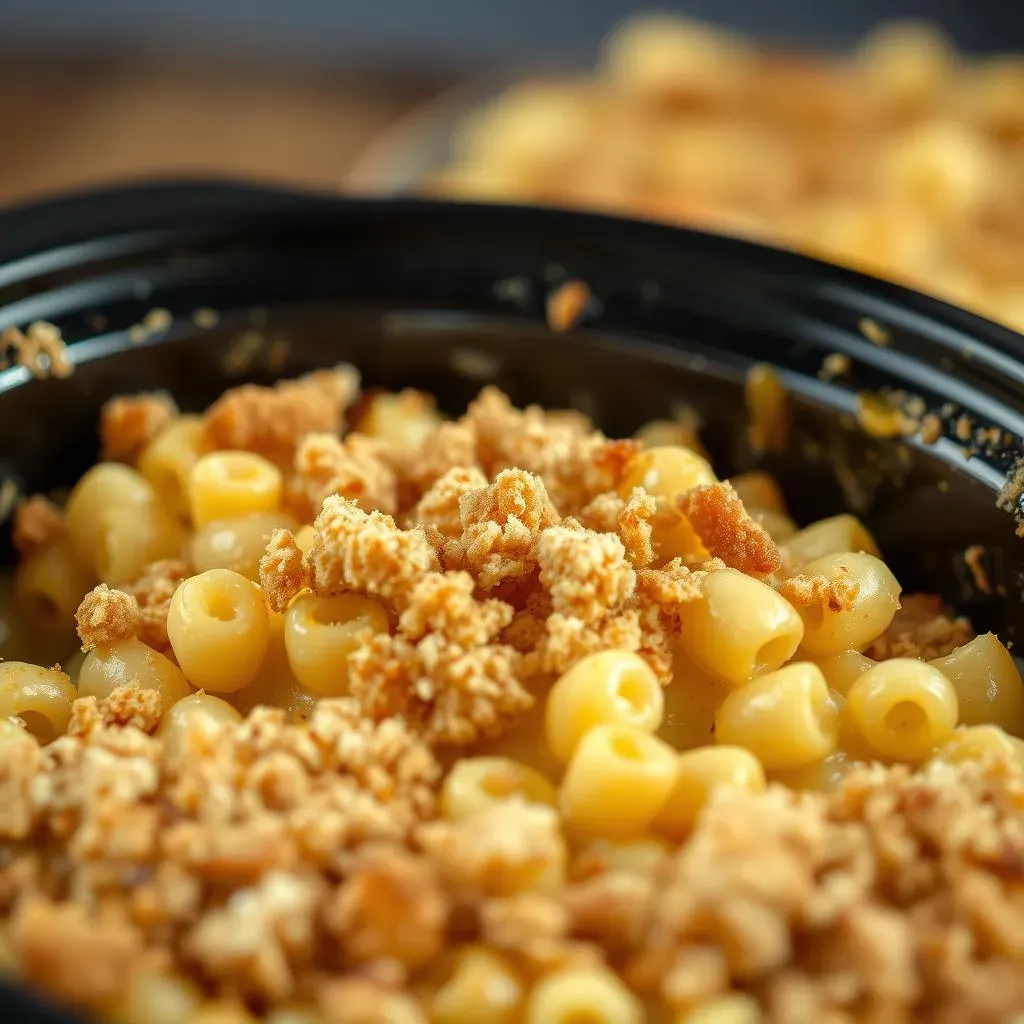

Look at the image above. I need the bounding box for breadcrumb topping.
[866,592,974,661]
[450,469,561,588]
[11,495,65,556]
[126,559,191,651]
[75,584,141,652]
[413,465,489,539]
[536,524,635,625]
[545,279,593,333]
[308,497,439,608]
[259,529,310,613]
[2,377,1017,1023]
[679,482,782,574]
[99,392,179,463]
[204,366,360,465]
[778,567,860,611]
[0,321,72,380]
[290,432,398,520]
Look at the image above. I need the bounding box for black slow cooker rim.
[2,179,1023,490]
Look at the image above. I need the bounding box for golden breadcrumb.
[545,279,592,333]
[778,568,860,611]
[290,432,398,520]
[615,488,659,568]
[308,496,439,607]
[412,465,489,538]
[126,559,191,651]
[11,494,65,556]
[418,798,566,898]
[524,608,661,681]
[348,630,528,745]
[866,592,974,661]
[536,524,635,625]
[465,387,638,515]
[397,571,514,649]
[12,899,144,1011]
[453,469,561,588]
[258,529,310,613]
[964,543,993,595]
[920,412,943,444]
[75,584,141,652]
[98,392,179,463]
[318,977,426,1024]
[635,557,708,608]
[679,482,782,574]
[406,420,481,494]
[324,843,448,972]
[578,489,661,568]
[0,321,73,380]
[576,490,624,535]
[480,891,588,973]
[349,577,529,747]
[626,760,1024,1018]
[68,684,164,735]
[204,366,360,465]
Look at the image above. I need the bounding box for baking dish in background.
[2,181,1024,1019]
[347,15,1024,334]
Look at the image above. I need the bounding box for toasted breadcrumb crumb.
[308,497,439,608]
[204,366,360,465]
[778,568,860,611]
[318,977,426,1024]
[99,392,179,463]
[68,683,163,736]
[679,482,782,574]
[635,557,708,609]
[127,559,191,651]
[964,543,993,595]
[325,843,448,972]
[290,432,398,520]
[859,317,890,346]
[546,279,592,333]
[465,387,638,515]
[819,352,851,380]
[536,524,635,624]
[480,891,587,972]
[0,322,73,379]
[11,495,65,556]
[259,529,311,613]
[75,584,141,651]
[347,629,526,745]
[866,593,974,661]
[12,899,144,1010]
[452,469,561,588]
[920,412,943,444]
[406,420,481,494]
[349,581,530,747]
[418,799,566,898]
[615,488,659,568]
[412,466,489,539]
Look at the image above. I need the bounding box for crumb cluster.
[11,496,65,557]
[2,369,1021,1024]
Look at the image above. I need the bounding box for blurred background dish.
[3,3,1024,327]
[356,16,1024,334]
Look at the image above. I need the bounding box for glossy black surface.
[1,181,1024,1021]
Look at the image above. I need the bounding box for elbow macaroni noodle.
[1,365,1024,1023]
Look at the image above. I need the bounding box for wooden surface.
[0,57,435,206]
